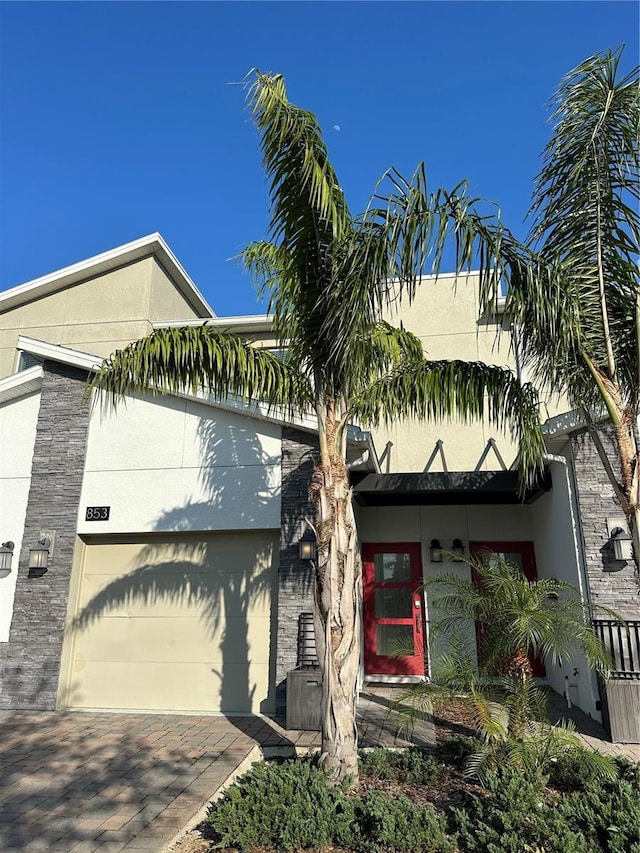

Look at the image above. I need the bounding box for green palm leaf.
[89,325,313,417]
[355,359,546,489]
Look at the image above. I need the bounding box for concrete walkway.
[0,691,432,853]
[546,689,640,761]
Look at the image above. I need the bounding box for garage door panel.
[62,533,278,713]
[73,615,272,665]
[77,573,272,620]
[70,661,272,714]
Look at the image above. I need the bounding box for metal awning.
[351,470,551,507]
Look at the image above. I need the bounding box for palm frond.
[88,325,313,417]
[356,358,546,489]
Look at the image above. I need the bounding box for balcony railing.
[593,619,640,680]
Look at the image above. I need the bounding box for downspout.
[543,452,590,603]
[543,451,601,719]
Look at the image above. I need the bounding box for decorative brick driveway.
[0,711,304,853]
[1,688,636,853]
[0,692,431,853]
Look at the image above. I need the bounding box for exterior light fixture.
[0,541,14,578]
[28,537,51,578]
[299,529,316,561]
[610,527,632,562]
[429,539,443,562]
[451,538,465,560]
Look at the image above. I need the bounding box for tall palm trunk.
[312,401,361,783]
[615,417,640,571]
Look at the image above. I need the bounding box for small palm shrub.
[394,554,620,785]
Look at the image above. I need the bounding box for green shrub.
[436,734,479,767]
[206,758,355,851]
[554,772,640,853]
[449,768,592,853]
[354,789,454,853]
[548,747,612,792]
[359,747,444,784]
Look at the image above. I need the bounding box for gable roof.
[0,234,215,319]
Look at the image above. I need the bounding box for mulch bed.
[172,697,477,853]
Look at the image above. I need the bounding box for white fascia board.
[541,408,610,439]
[17,336,103,372]
[154,314,275,333]
[0,365,44,405]
[0,234,215,319]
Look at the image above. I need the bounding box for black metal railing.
[593,619,640,680]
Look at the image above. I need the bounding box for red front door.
[470,541,545,677]
[363,543,425,676]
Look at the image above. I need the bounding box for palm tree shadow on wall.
[69,408,282,718]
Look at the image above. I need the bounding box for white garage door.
[60,532,278,713]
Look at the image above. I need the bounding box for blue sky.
[1,1,637,316]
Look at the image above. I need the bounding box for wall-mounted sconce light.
[28,536,51,578]
[451,538,466,561]
[429,539,443,562]
[610,527,632,562]
[0,541,14,578]
[299,528,317,561]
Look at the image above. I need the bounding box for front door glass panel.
[363,543,425,676]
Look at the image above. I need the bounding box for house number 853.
[85,506,110,521]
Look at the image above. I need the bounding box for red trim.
[362,543,425,676]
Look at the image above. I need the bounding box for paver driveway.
[0,690,433,853]
[0,710,305,853]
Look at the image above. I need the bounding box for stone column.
[0,362,91,709]
[275,427,317,718]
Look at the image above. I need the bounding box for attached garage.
[58,532,278,714]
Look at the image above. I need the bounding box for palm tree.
[90,72,544,784]
[428,555,613,683]
[444,48,639,569]
[394,554,616,784]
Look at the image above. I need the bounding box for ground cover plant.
[202,745,640,853]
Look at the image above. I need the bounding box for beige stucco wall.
[373,274,517,472]
[0,257,202,379]
[373,273,570,473]
[79,391,281,534]
[148,260,203,323]
[531,455,602,722]
[58,532,278,713]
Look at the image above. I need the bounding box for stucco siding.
[0,256,210,380]
[531,455,602,721]
[0,260,156,377]
[149,260,203,322]
[78,393,282,534]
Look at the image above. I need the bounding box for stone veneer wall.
[0,362,91,709]
[570,427,639,620]
[275,427,317,718]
